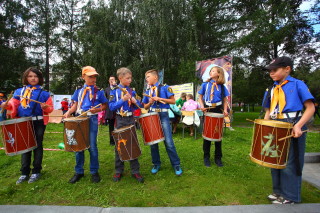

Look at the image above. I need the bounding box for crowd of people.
[0,56,317,205]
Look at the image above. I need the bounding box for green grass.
[0,114,319,207]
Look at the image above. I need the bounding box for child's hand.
[64,111,70,118]
[292,125,303,138]
[122,93,131,101]
[131,97,137,104]
[1,102,8,110]
[40,103,48,109]
[149,98,155,104]
[152,96,161,102]
[223,110,229,116]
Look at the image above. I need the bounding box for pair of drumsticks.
[246,119,309,141]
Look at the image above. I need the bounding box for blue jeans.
[150,112,180,167]
[75,115,99,174]
[271,117,307,202]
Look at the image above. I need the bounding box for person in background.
[181,94,199,136]
[105,75,118,146]
[61,97,69,115]
[176,92,186,109]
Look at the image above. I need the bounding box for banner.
[170,83,194,100]
[195,55,233,113]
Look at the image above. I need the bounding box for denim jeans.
[271,117,307,202]
[21,119,46,175]
[75,115,99,174]
[150,112,180,167]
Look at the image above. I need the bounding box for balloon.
[58,142,65,149]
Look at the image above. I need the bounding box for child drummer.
[1,67,53,184]
[198,65,229,167]
[64,66,107,183]
[109,67,144,183]
[262,56,315,204]
[142,69,183,176]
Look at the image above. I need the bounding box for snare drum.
[202,112,224,141]
[138,112,164,145]
[250,119,293,169]
[63,117,90,152]
[0,117,37,156]
[112,125,141,161]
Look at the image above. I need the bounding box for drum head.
[63,117,89,122]
[0,117,32,126]
[138,112,158,118]
[113,125,135,134]
[254,119,293,128]
[204,112,224,118]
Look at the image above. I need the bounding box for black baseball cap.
[265,56,293,70]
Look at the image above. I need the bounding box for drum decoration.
[0,117,37,156]
[202,112,224,141]
[138,112,164,145]
[112,125,141,161]
[250,119,293,169]
[63,117,90,152]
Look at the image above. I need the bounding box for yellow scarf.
[210,82,219,101]
[270,80,289,117]
[78,87,93,108]
[21,86,37,108]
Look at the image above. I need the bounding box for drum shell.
[202,112,224,141]
[63,117,90,152]
[0,117,37,156]
[112,125,141,161]
[250,119,293,169]
[138,112,164,145]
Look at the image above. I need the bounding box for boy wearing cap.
[262,56,315,204]
[65,66,108,183]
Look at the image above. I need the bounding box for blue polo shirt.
[262,75,314,112]
[72,84,108,111]
[142,82,174,109]
[109,84,141,113]
[13,85,51,117]
[198,80,230,104]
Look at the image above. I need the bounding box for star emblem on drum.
[6,132,15,146]
[65,129,78,145]
[261,133,279,158]
[117,139,127,156]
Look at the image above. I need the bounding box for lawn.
[0,113,319,207]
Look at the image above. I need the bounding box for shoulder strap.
[31,89,43,115]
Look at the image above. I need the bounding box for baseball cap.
[265,56,293,70]
[82,66,99,76]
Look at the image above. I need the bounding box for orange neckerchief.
[210,82,219,101]
[151,86,157,97]
[78,87,93,108]
[270,80,289,116]
[21,86,37,108]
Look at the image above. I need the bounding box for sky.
[300,0,320,33]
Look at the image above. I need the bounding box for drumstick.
[76,103,102,117]
[43,115,66,117]
[0,91,13,113]
[142,93,166,104]
[246,119,255,122]
[119,87,142,109]
[278,130,309,141]
[17,95,53,107]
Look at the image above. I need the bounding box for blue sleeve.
[142,90,149,104]
[223,85,230,97]
[98,90,108,104]
[72,89,79,102]
[198,83,206,95]
[163,85,174,98]
[262,88,270,108]
[109,89,124,111]
[13,88,21,100]
[297,80,315,104]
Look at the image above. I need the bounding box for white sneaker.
[16,175,29,185]
[272,196,295,204]
[28,173,41,183]
[267,193,279,201]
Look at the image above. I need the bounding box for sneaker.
[215,158,224,167]
[132,173,144,183]
[28,173,41,183]
[272,196,295,204]
[151,165,160,174]
[69,173,84,184]
[204,158,211,167]
[174,165,183,176]
[267,193,280,201]
[113,173,122,182]
[91,173,101,183]
[16,175,29,185]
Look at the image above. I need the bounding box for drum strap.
[31,89,43,116]
[288,111,302,176]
